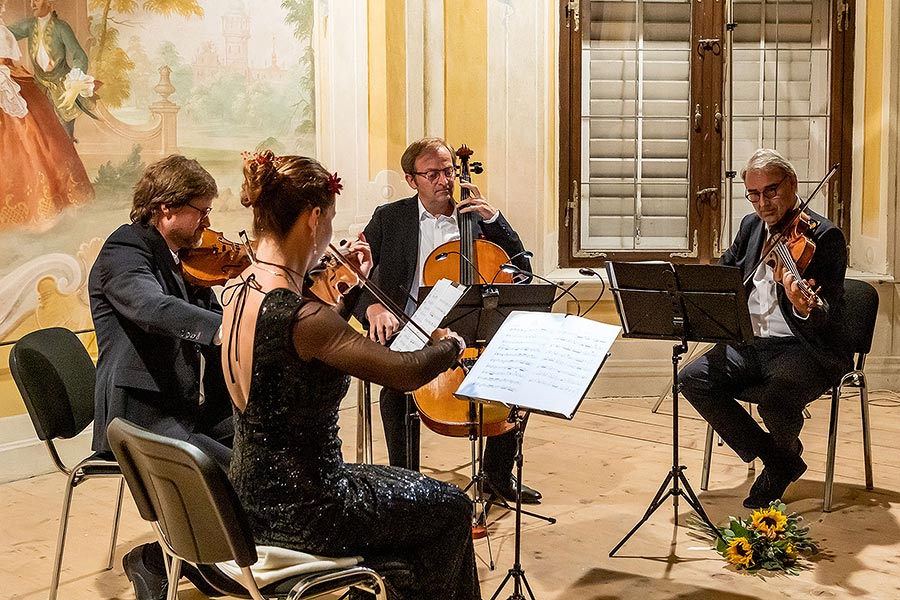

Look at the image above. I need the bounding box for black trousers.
[380,386,516,483]
[678,337,837,464]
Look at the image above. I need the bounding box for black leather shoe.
[182,561,226,597]
[123,546,167,600]
[743,469,773,509]
[742,448,807,509]
[489,476,542,505]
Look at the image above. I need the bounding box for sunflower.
[784,542,798,561]
[725,537,755,568]
[750,506,787,537]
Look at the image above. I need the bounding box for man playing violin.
[89,155,233,600]
[357,137,540,504]
[679,148,852,509]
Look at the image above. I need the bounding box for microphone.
[506,249,534,264]
[435,251,488,285]
[577,267,607,317]
[498,263,582,316]
[490,250,534,285]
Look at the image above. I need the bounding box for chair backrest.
[841,279,879,356]
[107,418,258,568]
[9,327,96,441]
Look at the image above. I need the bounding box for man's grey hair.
[740,148,797,184]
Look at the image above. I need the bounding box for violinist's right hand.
[346,232,373,278]
[366,303,401,345]
[430,327,466,359]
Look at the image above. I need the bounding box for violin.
[746,164,840,307]
[324,242,442,347]
[765,209,821,306]
[181,229,251,287]
[304,242,362,306]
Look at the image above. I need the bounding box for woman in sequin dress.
[222,151,481,600]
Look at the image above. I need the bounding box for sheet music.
[454,311,621,419]
[389,279,467,352]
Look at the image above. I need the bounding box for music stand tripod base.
[608,342,724,556]
[605,262,752,556]
[490,409,540,600]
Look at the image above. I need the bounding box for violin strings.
[773,242,815,300]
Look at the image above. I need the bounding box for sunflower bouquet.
[695,500,818,574]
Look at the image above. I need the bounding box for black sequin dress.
[228,288,480,600]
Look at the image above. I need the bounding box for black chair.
[699,279,878,512]
[106,418,387,600]
[9,327,124,600]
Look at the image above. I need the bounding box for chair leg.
[166,555,183,600]
[824,386,841,512]
[107,478,125,570]
[49,468,80,600]
[237,566,269,600]
[859,375,874,490]
[356,380,373,464]
[701,423,714,491]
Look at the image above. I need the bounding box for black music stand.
[415,284,558,567]
[605,262,753,556]
[453,310,619,600]
[419,283,558,346]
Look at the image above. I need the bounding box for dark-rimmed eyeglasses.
[184,202,213,218]
[745,174,789,203]
[412,167,456,183]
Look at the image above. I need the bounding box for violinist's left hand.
[346,233,373,278]
[783,272,818,317]
[457,182,499,220]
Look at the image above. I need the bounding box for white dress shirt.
[747,259,793,338]
[407,198,500,314]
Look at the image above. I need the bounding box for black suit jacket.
[722,209,852,375]
[89,223,230,453]
[354,195,531,325]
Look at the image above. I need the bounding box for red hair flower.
[327,172,343,195]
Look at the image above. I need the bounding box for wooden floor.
[5,389,900,600]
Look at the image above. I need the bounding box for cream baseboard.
[0,414,92,484]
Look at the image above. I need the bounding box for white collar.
[417,197,456,222]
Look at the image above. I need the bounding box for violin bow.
[742,163,840,287]
[326,243,433,345]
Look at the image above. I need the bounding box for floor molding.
[0,413,91,483]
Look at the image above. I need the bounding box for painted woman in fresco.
[0,15,92,231]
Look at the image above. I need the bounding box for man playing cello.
[357,137,541,503]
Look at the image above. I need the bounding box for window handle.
[694,104,702,132]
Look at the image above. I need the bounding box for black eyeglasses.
[745,174,789,203]
[184,202,213,218]
[412,167,456,183]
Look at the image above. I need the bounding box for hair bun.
[241,150,278,207]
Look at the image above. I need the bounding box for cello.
[412,145,516,438]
